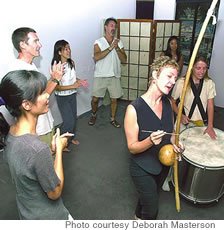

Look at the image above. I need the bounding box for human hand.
[181,114,190,125]
[150,130,166,145]
[55,128,74,153]
[73,80,82,89]
[112,38,119,49]
[173,141,184,161]
[50,61,66,81]
[203,126,216,139]
[80,79,89,88]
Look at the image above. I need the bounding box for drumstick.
[141,130,179,135]
[141,130,214,139]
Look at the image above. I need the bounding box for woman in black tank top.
[124,56,183,220]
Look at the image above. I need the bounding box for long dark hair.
[0,113,10,150]
[163,36,181,63]
[0,70,47,147]
[51,40,73,69]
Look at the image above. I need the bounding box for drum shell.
[174,155,224,203]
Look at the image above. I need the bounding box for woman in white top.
[171,55,216,139]
[51,40,88,152]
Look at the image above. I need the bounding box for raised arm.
[45,61,65,95]
[94,43,111,62]
[47,128,68,200]
[113,39,127,63]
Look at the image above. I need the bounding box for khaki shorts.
[92,77,123,99]
[39,128,55,149]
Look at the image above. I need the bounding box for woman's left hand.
[80,79,89,88]
[203,126,216,139]
[51,130,74,153]
[173,141,184,161]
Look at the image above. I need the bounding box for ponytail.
[0,113,10,150]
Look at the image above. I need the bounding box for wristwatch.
[52,78,59,84]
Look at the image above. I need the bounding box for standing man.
[7,27,63,147]
[88,17,127,128]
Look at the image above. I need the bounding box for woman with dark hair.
[124,56,184,219]
[51,40,88,152]
[161,36,184,74]
[0,70,73,219]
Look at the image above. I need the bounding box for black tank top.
[130,96,173,175]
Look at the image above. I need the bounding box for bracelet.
[52,78,59,84]
[149,136,154,145]
[108,47,112,52]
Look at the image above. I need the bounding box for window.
[176,0,220,66]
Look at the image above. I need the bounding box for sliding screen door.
[117,19,181,101]
[118,19,153,101]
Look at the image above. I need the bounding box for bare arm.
[113,38,127,63]
[203,98,216,139]
[94,39,127,63]
[171,97,189,125]
[94,44,111,62]
[171,97,179,116]
[115,47,127,63]
[55,80,81,91]
[207,98,215,128]
[47,129,68,200]
[45,61,65,95]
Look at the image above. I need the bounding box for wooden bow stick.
[174,0,219,212]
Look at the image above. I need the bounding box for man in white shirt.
[88,18,127,128]
[5,27,64,147]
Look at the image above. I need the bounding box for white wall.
[154,0,176,20]
[208,0,224,107]
[0,0,136,116]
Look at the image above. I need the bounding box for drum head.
[180,127,224,169]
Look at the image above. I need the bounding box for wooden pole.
[174,0,219,212]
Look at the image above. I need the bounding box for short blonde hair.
[148,56,179,86]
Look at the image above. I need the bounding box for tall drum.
[173,126,224,204]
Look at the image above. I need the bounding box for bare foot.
[71,140,80,145]
[63,147,70,152]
